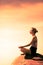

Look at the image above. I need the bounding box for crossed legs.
[20,47,31,54]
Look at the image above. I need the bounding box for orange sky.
[0,1,43,65]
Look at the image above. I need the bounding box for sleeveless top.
[31,36,37,48]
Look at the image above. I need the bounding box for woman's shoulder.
[33,36,37,38]
[33,36,37,41]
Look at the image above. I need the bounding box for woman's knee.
[20,48,25,52]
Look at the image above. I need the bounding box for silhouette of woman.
[19,27,38,57]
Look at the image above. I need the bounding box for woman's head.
[30,27,38,35]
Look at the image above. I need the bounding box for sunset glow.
[0,0,43,65]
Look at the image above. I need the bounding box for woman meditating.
[19,27,38,58]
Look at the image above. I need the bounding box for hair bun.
[32,27,38,33]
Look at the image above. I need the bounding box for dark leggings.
[30,46,37,56]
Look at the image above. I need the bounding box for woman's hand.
[19,46,23,48]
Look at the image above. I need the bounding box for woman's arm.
[22,41,33,47]
[19,43,31,48]
[19,38,34,48]
[21,43,31,47]
[19,41,33,48]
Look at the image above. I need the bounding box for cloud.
[0,0,43,5]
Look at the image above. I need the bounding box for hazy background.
[0,0,43,65]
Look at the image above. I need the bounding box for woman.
[19,27,38,57]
